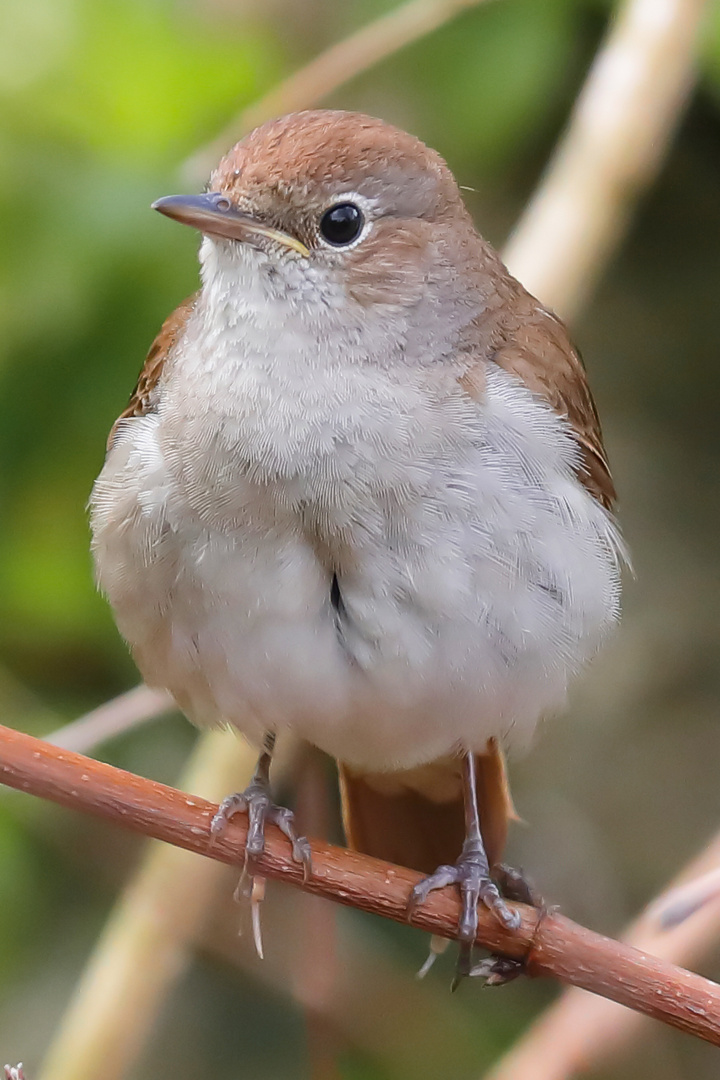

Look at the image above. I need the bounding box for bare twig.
[650,867,720,929]
[46,685,175,754]
[1,725,720,1047]
[503,0,708,319]
[183,0,495,182]
[486,829,720,1080]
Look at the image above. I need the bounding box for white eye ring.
[319,202,364,246]
[316,192,374,250]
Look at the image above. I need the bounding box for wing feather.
[107,292,198,449]
[467,295,616,509]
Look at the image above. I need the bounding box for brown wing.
[107,292,198,449]
[339,740,516,875]
[491,304,615,509]
[488,302,616,510]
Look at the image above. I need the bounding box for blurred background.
[1,0,720,1076]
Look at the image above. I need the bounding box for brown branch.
[182,0,495,182]
[1,724,720,1046]
[36,730,264,1080]
[485,828,720,1080]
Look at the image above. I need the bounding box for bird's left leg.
[211,732,311,956]
[408,751,521,983]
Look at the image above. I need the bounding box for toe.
[469,956,524,985]
[245,796,269,859]
[408,865,457,914]
[211,792,247,836]
[267,806,312,877]
[493,863,541,908]
[481,887,521,930]
[458,879,480,942]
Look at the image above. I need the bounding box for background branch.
[183,0,495,182]
[503,0,708,319]
[2,725,720,1048]
[46,685,175,754]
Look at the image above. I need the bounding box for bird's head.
[154,110,489,325]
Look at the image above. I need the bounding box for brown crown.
[209,110,463,222]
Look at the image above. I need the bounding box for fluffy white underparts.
[91,243,622,771]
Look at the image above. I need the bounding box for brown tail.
[338,739,516,875]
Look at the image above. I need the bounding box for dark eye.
[319,203,364,246]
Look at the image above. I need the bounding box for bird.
[90,109,624,977]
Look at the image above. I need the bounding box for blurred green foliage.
[1,1,720,1077]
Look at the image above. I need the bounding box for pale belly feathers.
[90,321,622,771]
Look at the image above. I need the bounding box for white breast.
[90,248,622,771]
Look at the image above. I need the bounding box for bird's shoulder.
[107,292,198,449]
[461,293,616,510]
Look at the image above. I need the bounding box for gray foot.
[211,780,312,877]
[408,843,521,942]
[408,838,521,987]
[211,780,311,958]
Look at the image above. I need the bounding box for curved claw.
[250,876,266,959]
[270,805,312,882]
[469,955,525,986]
[480,886,521,930]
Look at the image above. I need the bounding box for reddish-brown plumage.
[211,110,464,223]
[109,292,198,448]
[340,741,516,875]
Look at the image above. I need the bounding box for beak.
[152,192,310,257]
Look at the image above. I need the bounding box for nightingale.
[90,109,624,977]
